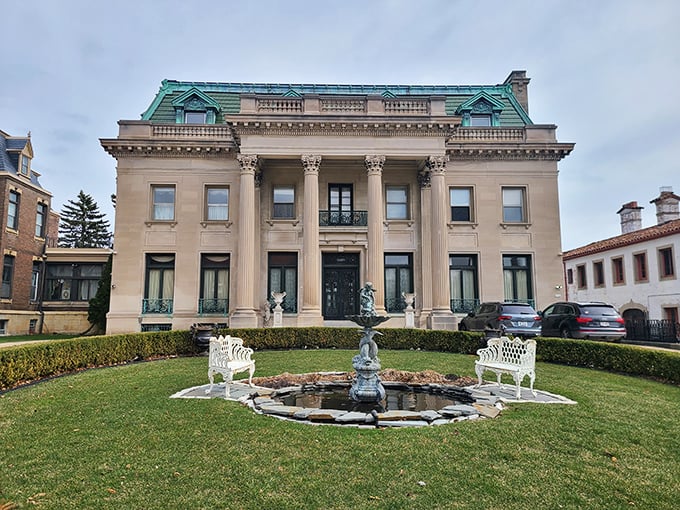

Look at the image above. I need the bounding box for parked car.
[540,301,626,341]
[458,302,542,337]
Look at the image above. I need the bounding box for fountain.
[346,282,390,403]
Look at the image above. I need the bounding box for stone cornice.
[100,139,235,158]
[447,143,574,161]
[226,115,457,138]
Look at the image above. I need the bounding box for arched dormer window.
[171,88,221,124]
[456,92,505,127]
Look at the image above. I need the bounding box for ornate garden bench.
[207,335,255,398]
[475,336,536,399]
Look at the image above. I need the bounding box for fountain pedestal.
[346,314,390,403]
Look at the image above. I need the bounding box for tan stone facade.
[101,72,573,334]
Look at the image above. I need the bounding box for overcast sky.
[2,0,679,250]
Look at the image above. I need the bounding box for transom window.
[152,186,175,221]
[205,187,229,221]
[385,186,408,220]
[502,187,526,223]
[450,187,473,222]
[273,186,295,219]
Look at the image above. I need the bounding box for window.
[31,262,40,301]
[272,186,295,219]
[205,187,229,221]
[7,190,19,230]
[593,261,604,287]
[184,111,206,124]
[35,202,47,238]
[634,252,648,283]
[384,253,413,313]
[143,255,175,313]
[449,254,478,313]
[1,255,15,299]
[199,254,230,315]
[470,114,492,127]
[612,257,625,284]
[268,252,297,313]
[577,264,587,289]
[663,307,678,324]
[450,187,473,222]
[502,187,526,223]
[152,186,175,221]
[44,263,103,301]
[566,268,573,285]
[0,320,7,335]
[21,155,29,176]
[386,186,408,220]
[502,255,533,304]
[658,247,675,279]
[329,184,353,225]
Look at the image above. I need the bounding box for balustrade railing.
[450,127,525,142]
[384,99,429,114]
[198,298,229,316]
[319,210,368,226]
[152,125,232,138]
[320,98,366,113]
[450,298,480,314]
[142,298,173,314]
[257,98,303,113]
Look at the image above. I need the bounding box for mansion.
[101,71,573,334]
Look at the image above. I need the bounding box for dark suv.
[458,302,541,337]
[540,302,626,341]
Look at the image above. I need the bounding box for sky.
[1,0,679,251]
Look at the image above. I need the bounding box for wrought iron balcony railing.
[198,298,229,316]
[386,296,408,313]
[142,298,173,314]
[319,210,368,226]
[450,298,480,314]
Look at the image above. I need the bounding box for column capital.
[426,155,448,174]
[237,154,259,174]
[301,154,322,174]
[365,155,386,175]
[418,169,431,188]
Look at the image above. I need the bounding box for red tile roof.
[563,219,680,260]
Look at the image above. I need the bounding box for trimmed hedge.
[1,327,678,391]
[0,331,196,391]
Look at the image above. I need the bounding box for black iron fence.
[319,210,368,226]
[625,319,680,343]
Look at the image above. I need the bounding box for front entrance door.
[322,253,359,319]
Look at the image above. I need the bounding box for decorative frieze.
[228,120,455,138]
[100,142,233,158]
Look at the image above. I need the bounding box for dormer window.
[184,111,207,124]
[456,92,505,127]
[172,87,220,125]
[469,114,492,127]
[20,155,30,176]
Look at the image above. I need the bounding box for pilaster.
[365,155,386,315]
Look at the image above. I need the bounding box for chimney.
[503,70,531,115]
[617,201,643,234]
[650,186,680,225]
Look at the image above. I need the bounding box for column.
[298,154,323,326]
[230,154,259,327]
[427,155,457,330]
[365,155,386,315]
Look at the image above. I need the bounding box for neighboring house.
[0,129,110,335]
[100,70,573,334]
[563,187,680,340]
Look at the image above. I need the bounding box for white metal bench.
[475,336,536,399]
[207,335,255,398]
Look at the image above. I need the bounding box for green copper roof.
[141,79,532,125]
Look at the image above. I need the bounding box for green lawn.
[1,349,679,509]
[0,333,79,344]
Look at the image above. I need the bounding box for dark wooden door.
[322,253,359,319]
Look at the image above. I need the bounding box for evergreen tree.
[88,253,112,332]
[58,190,112,248]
